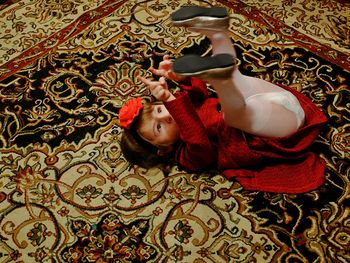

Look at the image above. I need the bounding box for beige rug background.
[0,0,349,262]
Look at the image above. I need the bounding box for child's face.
[138,104,179,147]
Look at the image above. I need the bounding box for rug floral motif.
[0,0,349,262]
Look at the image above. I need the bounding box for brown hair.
[120,102,172,168]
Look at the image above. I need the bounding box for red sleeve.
[179,77,208,105]
[164,92,217,172]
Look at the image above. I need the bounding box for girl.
[119,6,327,193]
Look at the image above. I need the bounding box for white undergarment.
[246,91,305,128]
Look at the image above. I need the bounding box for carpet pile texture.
[0,0,349,262]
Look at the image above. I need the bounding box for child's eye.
[157,107,162,113]
[156,123,162,131]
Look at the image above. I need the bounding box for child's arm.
[138,74,216,171]
[165,93,217,171]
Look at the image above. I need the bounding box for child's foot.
[171,6,229,30]
[172,54,235,79]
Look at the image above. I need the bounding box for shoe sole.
[171,6,228,20]
[172,54,235,79]
[171,6,229,29]
[175,66,234,79]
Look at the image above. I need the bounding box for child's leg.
[173,8,304,137]
[198,29,237,57]
[185,29,301,137]
[206,77,301,137]
[190,28,274,97]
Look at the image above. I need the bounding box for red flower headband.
[119,97,143,129]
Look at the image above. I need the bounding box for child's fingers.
[153,86,162,96]
[149,67,163,76]
[137,75,168,98]
[137,76,152,86]
[138,76,161,90]
[159,59,172,68]
[159,77,167,87]
[167,72,177,80]
[148,55,172,78]
[153,86,170,101]
[154,84,165,94]
[149,66,158,74]
[158,89,168,101]
[151,85,162,98]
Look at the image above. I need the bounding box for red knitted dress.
[164,78,328,193]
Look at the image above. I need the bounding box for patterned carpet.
[0,0,349,262]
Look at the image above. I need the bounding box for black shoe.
[171,6,229,29]
[172,54,235,79]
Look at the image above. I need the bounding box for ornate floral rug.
[0,0,349,262]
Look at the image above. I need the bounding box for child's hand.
[138,76,175,102]
[150,55,186,82]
